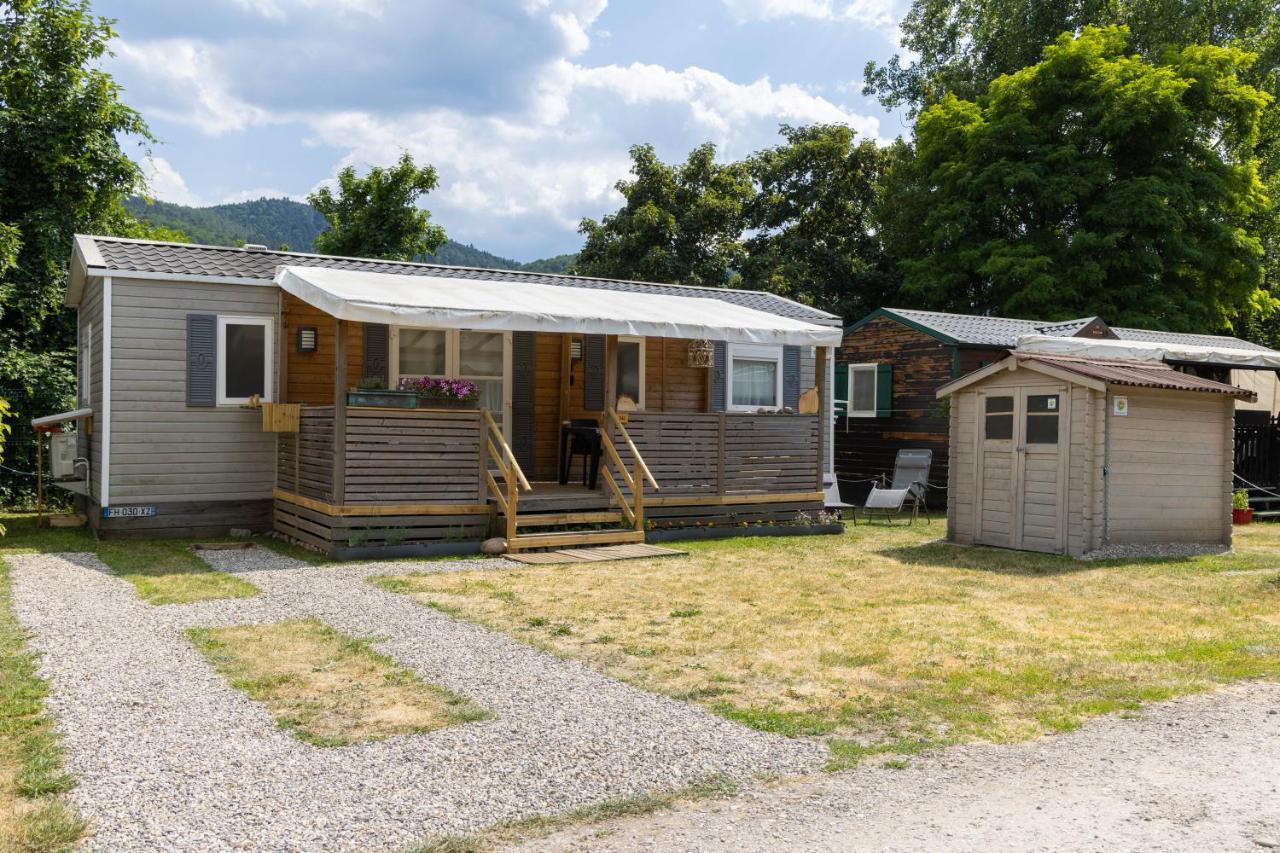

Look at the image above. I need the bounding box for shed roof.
[70,235,839,325]
[938,353,1258,400]
[855,307,1274,353]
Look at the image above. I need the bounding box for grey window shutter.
[511,331,536,472]
[583,334,606,411]
[187,313,216,407]
[362,323,389,385]
[710,340,727,412]
[782,345,801,410]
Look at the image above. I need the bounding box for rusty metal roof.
[1018,354,1257,399]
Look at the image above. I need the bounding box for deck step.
[508,528,645,552]
[514,511,623,528]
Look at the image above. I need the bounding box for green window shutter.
[834,363,848,416]
[875,363,893,418]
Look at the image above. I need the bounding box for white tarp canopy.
[274,265,843,347]
[1016,333,1280,370]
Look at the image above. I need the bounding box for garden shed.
[937,353,1255,556]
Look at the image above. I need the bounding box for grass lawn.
[187,619,489,746]
[373,523,1280,768]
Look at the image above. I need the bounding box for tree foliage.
[308,153,447,261]
[864,0,1280,116]
[742,124,897,318]
[572,143,753,286]
[893,26,1273,330]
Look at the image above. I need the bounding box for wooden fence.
[607,412,820,498]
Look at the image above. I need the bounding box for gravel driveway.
[9,547,823,851]
[517,681,1280,852]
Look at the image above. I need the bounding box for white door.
[975,386,1068,553]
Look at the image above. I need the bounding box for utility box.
[50,432,78,480]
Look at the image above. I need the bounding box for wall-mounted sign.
[1113,396,1129,417]
[103,506,157,519]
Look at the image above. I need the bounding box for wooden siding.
[281,292,363,404]
[836,315,954,505]
[607,412,819,498]
[1105,388,1232,545]
[645,337,709,412]
[277,406,335,501]
[108,277,279,504]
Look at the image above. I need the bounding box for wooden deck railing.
[600,408,660,531]
[482,407,531,541]
[605,412,820,499]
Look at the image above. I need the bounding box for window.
[615,336,645,408]
[1025,394,1060,444]
[390,326,511,429]
[849,364,878,417]
[984,395,1013,440]
[728,344,782,411]
[216,316,273,405]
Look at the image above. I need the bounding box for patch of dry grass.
[373,524,1280,766]
[187,619,488,746]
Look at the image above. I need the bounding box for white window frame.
[389,326,513,438]
[848,363,879,418]
[615,335,646,409]
[216,315,274,406]
[727,343,784,412]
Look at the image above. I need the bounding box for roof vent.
[242,243,268,252]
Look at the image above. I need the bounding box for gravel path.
[516,681,1280,852]
[9,548,823,851]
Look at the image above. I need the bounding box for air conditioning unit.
[50,433,78,479]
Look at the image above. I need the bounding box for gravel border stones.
[9,548,823,850]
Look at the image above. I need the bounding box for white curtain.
[733,359,777,407]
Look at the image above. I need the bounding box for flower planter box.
[1232,507,1254,525]
[646,522,845,543]
[347,390,418,408]
[417,397,478,410]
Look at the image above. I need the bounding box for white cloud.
[114,39,271,135]
[304,60,883,256]
[140,156,202,206]
[228,0,384,21]
[721,0,897,30]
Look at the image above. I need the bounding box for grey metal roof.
[83,235,839,325]
[881,308,1275,353]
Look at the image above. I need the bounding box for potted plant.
[1232,489,1254,525]
[346,377,418,408]
[402,377,480,409]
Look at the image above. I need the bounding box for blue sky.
[100,0,911,260]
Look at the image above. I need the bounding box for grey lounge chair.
[858,449,933,524]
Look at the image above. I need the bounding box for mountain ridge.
[122,196,576,273]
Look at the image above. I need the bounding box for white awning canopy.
[1016,334,1280,370]
[274,265,843,347]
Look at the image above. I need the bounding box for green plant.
[1233,489,1251,510]
[356,376,387,391]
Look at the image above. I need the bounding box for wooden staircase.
[481,408,659,553]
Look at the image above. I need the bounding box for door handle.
[1016,445,1027,453]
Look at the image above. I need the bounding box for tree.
[742,124,898,320]
[894,26,1273,331]
[864,0,1280,116]
[572,143,753,286]
[308,153,447,260]
[0,0,164,504]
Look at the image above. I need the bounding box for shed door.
[975,386,1068,553]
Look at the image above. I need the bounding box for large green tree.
[895,26,1273,331]
[864,0,1279,116]
[572,143,753,286]
[308,153,447,261]
[0,0,166,504]
[742,124,897,319]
